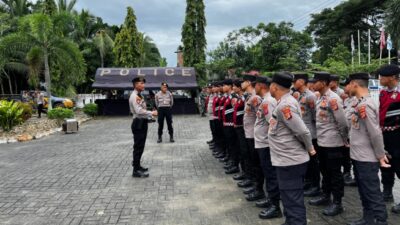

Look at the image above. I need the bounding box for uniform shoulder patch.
[252,96,261,107]
[281,105,292,120]
[330,98,338,111]
[136,96,142,104]
[359,105,367,119]
[262,103,269,115]
[231,98,237,106]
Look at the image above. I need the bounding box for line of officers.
[204,64,400,225]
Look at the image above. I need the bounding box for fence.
[75,94,107,108]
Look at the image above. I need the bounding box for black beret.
[243,74,257,82]
[308,78,316,83]
[233,79,243,87]
[215,81,223,87]
[313,72,331,82]
[161,82,168,87]
[330,74,340,81]
[340,77,350,86]
[132,76,146,83]
[377,64,400,77]
[207,83,213,88]
[256,76,271,85]
[293,73,309,82]
[223,79,233,86]
[272,72,293,89]
[349,72,370,81]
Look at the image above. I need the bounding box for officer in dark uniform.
[268,72,315,225]
[378,64,400,214]
[346,72,389,225]
[129,77,158,178]
[155,82,174,143]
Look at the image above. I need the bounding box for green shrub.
[0,100,24,132]
[82,103,98,117]
[17,102,33,121]
[47,108,74,121]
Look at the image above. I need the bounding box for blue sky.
[46,0,344,66]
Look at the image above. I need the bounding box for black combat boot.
[255,198,271,208]
[237,179,253,188]
[170,134,175,143]
[392,203,400,214]
[309,194,331,206]
[383,187,394,202]
[259,203,282,219]
[346,218,367,225]
[344,172,357,186]
[233,173,245,181]
[304,186,321,197]
[322,199,343,216]
[245,189,265,201]
[132,169,149,178]
[157,135,162,143]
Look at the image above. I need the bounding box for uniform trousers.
[353,160,387,223]
[342,146,352,174]
[157,107,173,136]
[318,146,345,201]
[215,119,226,155]
[257,147,280,204]
[381,130,400,190]
[245,138,257,182]
[223,126,239,166]
[209,119,217,142]
[131,118,148,171]
[276,162,308,225]
[235,127,249,174]
[305,139,320,189]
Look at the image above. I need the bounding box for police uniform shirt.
[207,94,215,120]
[350,96,385,162]
[233,94,245,127]
[129,90,152,119]
[332,87,345,97]
[254,92,277,149]
[244,90,262,139]
[155,91,174,108]
[316,89,349,147]
[298,89,317,139]
[268,93,312,167]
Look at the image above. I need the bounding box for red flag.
[380,27,386,50]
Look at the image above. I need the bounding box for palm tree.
[385,0,400,49]
[1,0,30,17]
[56,0,77,14]
[93,29,114,67]
[0,13,86,109]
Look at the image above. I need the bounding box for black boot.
[237,179,253,188]
[309,194,331,206]
[245,189,265,201]
[157,135,162,143]
[392,203,400,214]
[346,218,367,225]
[243,186,256,195]
[132,169,149,178]
[225,166,240,174]
[383,187,394,202]
[344,172,357,186]
[304,186,321,197]
[170,134,175,143]
[233,173,245,181]
[138,166,148,172]
[259,204,282,219]
[255,198,271,208]
[322,200,343,216]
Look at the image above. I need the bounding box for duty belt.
[223,122,234,126]
[381,126,400,132]
[224,108,234,115]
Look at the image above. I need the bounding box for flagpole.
[351,34,354,67]
[368,29,371,65]
[358,30,361,65]
[389,49,391,64]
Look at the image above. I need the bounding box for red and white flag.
[380,27,386,50]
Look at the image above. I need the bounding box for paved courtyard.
[0,116,399,225]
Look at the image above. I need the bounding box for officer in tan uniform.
[330,74,345,97]
[129,77,158,178]
[268,72,315,225]
[155,82,174,143]
[309,72,348,217]
[346,72,389,225]
[292,73,320,197]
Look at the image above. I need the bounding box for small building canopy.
[92,67,198,90]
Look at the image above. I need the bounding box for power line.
[290,0,340,24]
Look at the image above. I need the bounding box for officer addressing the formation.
[268,72,315,225]
[155,82,174,143]
[346,72,389,225]
[129,77,158,178]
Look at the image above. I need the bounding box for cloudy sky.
[70,0,343,66]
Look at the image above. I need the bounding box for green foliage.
[16,102,32,121]
[113,7,142,67]
[47,107,74,120]
[93,29,114,67]
[0,100,23,131]
[385,0,400,49]
[182,0,207,85]
[82,103,98,117]
[310,59,381,79]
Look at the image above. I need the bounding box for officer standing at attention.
[129,77,158,178]
[309,72,348,217]
[345,72,390,225]
[155,82,174,143]
[268,72,315,225]
[253,76,282,220]
[292,73,320,197]
[329,74,345,97]
[378,64,400,213]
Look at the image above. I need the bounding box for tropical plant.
[385,0,400,49]
[82,103,97,117]
[47,107,74,121]
[94,29,114,67]
[16,101,32,121]
[1,0,31,17]
[0,100,23,131]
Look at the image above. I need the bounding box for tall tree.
[181,0,207,85]
[56,0,76,13]
[385,0,400,49]
[93,29,114,68]
[1,0,30,17]
[113,7,142,67]
[0,13,86,108]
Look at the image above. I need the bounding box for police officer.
[199,87,207,117]
[378,64,400,213]
[346,72,389,225]
[206,83,216,145]
[155,82,174,143]
[253,76,282,219]
[129,77,158,178]
[268,72,315,225]
[330,74,345,97]
[309,72,348,217]
[292,73,320,197]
